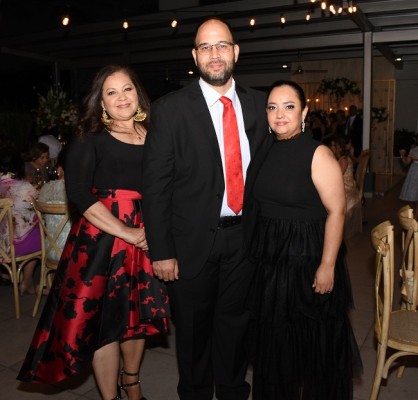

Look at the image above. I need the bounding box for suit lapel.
[236,85,258,155]
[186,81,223,167]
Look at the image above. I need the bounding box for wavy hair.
[74,64,150,139]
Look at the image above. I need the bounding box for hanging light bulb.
[280,14,286,24]
[306,12,311,21]
[337,6,343,14]
[171,19,178,28]
[329,4,336,14]
[321,1,327,10]
[122,20,129,29]
[250,17,256,26]
[61,15,70,26]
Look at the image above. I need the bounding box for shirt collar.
[199,78,236,107]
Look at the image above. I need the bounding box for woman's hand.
[123,226,148,251]
[312,263,335,294]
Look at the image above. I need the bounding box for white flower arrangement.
[371,107,388,123]
[34,84,78,135]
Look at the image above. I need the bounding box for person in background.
[143,17,268,400]
[244,80,362,400]
[38,148,71,263]
[0,149,41,295]
[335,109,347,137]
[325,111,338,138]
[309,111,326,142]
[329,136,361,238]
[345,105,363,158]
[38,133,62,163]
[22,142,50,186]
[18,64,170,400]
[399,144,418,217]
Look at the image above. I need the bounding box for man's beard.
[197,59,235,87]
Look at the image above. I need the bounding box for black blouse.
[65,131,144,214]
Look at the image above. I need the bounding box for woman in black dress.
[244,80,362,400]
[18,65,169,400]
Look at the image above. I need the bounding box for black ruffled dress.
[247,133,362,400]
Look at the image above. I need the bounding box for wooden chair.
[344,149,370,238]
[0,198,42,319]
[32,200,70,317]
[397,205,418,310]
[370,220,418,400]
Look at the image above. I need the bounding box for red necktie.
[219,96,244,215]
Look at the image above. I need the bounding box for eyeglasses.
[195,41,235,55]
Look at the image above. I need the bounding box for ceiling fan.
[292,52,328,75]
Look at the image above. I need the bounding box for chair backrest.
[355,149,370,200]
[397,205,418,309]
[33,200,69,267]
[0,197,15,264]
[371,221,394,342]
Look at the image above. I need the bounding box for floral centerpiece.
[371,107,388,123]
[34,84,78,139]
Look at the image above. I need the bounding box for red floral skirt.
[17,189,169,384]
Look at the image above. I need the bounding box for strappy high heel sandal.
[119,369,147,400]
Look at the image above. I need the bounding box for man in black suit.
[143,17,268,400]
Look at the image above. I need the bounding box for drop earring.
[301,120,305,133]
[101,108,112,126]
[133,106,147,122]
[268,126,272,134]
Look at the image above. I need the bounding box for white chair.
[0,198,42,319]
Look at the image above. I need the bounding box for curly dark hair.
[21,142,49,162]
[75,64,150,139]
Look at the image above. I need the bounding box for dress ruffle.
[247,216,362,400]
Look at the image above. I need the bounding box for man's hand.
[153,258,179,281]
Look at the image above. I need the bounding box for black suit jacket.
[142,79,268,279]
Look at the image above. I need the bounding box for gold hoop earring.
[133,106,147,122]
[101,108,112,126]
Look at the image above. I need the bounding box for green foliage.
[317,77,361,104]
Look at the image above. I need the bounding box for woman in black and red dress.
[17,64,169,400]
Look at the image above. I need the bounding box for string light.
[61,15,70,26]
[122,20,129,29]
[162,2,357,33]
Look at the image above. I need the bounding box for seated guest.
[0,148,41,295]
[38,134,62,164]
[329,136,361,238]
[22,142,50,186]
[38,148,71,262]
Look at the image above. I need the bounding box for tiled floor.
[1,178,417,400]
